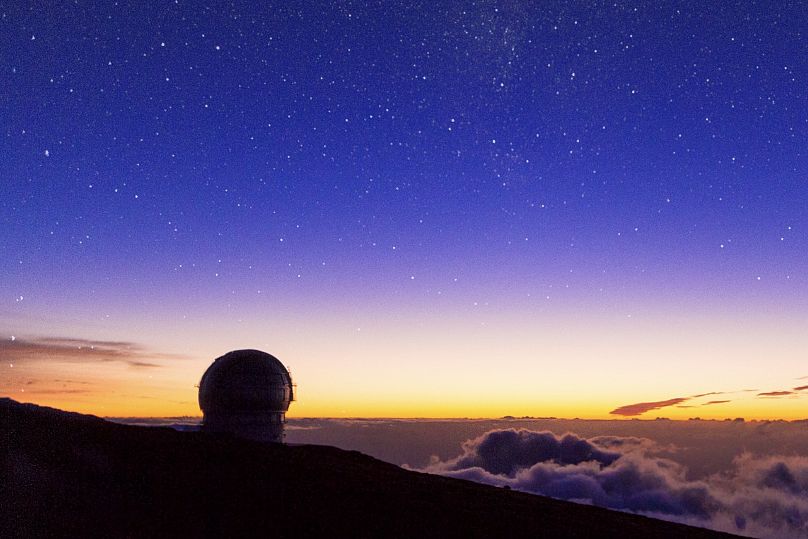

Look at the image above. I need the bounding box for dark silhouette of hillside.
[0,398,738,538]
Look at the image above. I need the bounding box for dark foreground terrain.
[1,398,738,538]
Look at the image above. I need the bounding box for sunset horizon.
[4,327,807,421]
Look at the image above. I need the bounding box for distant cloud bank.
[421,428,808,538]
[0,336,187,399]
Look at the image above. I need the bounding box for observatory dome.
[198,349,294,443]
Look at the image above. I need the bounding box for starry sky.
[2,1,807,418]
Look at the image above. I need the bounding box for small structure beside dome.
[198,349,294,443]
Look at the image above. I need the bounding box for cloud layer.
[0,336,180,368]
[610,384,806,417]
[422,428,808,538]
[609,397,690,416]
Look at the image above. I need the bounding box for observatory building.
[198,349,294,443]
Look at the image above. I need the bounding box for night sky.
[2,1,807,418]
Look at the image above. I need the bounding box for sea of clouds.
[417,428,808,538]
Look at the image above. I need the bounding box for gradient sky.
[2,1,807,419]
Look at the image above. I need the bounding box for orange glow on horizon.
[3,310,808,421]
[6,388,808,422]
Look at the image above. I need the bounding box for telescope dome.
[198,349,294,443]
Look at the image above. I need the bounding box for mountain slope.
[1,398,738,538]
